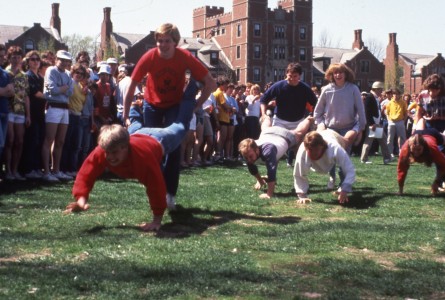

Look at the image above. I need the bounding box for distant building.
[313,29,384,91]
[192,0,313,86]
[384,32,445,94]
[0,3,67,53]
[97,7,228,77]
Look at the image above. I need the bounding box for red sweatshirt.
[72,134,166,216]
[397,135,445,189]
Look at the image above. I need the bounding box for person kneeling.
[293,130,355,204]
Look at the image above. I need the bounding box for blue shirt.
[0,68,10,113]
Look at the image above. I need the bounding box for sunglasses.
[29,57,40,62]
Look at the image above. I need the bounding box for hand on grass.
[259,193,270,199]
[337,191,349,204]
[296,198,312,204]
[63,197,89,214]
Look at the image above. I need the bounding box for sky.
[1,0,444,56]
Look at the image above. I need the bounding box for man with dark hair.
[260,62,317,166]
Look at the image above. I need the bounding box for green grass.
[1,157,445,299]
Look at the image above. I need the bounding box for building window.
[190,50,197,57]
[360,60,370,73]
[254,23,261,37]
[253,67,261,82]
[210,52,218,65]
[299,48,307,62]
[355,80,362,88]
[273,68,285,82]
[236,68,240,82]
[24,39,34,52]
[299,26,307,40]
[273,46,278,59]
[237,24,242,37]
[274,26,285,39]
[236,45,241,59]
[221,27,226,35]
[253,45,261,59]
[279,46,285,59]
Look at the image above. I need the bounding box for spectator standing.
[4,46,30,180]
[41,50,74,182]
[22,51,46,179]
[386,88,407,157]
[244,84,262,140]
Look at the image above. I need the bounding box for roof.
[179,37,222,69]
[111,32,146,51]
[399,52,437,75]
[0,24,62,45]
[313,47,360,64]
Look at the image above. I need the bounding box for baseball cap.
[98,64,111,75]
[56,50,72,61]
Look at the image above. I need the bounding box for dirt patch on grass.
[0,248,52,263]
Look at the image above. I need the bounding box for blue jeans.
[138,80,198,195]
[62,114,82,172]
[0,112,8,157]
[78,117,92,167]
[328,127,352,185]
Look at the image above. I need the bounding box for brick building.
[313,29,385,91]
[384,32,445,94]
[0,3,67,54]
[192,0,313,87]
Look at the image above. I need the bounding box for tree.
[315,29,342,48]
[365,38,384,61]
[62,34,95,62]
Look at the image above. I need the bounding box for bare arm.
[195,73,216,108]
[122,79,138,126]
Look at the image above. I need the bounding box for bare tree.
[62,34,95,61]
[366,38,384,61]
[315,29,342,48]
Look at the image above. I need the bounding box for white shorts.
[189,113,197,131]
[45,107,69,124]
[8,113,25,124]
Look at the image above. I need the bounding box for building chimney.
[352,29,364,50]
[386,32,399,62]
[99,7,113,61]
[50,3,61,36]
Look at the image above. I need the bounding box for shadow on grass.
[310,186,385,209]
[81,206,301,239]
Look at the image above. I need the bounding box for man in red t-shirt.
[123,23,216,210]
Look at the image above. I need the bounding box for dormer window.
[210,52,218,65]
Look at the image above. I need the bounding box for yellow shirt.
[386,98,407,122]
[68,82,86,114]
[214,88,230,123]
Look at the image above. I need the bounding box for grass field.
[1,156,445,299]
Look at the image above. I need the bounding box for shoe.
[327,177,335,190]
[166,193,176,211]
[52,171,73,181]
[65,171,77,177]
[13,173,26,181]
[25,170,43,179]
[286,163,293,168]
[360,160,372,164]
[42,173,60,182]
[5,173,15,181]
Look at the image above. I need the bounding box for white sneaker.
[52,171,73,181]
[327,177,335,190]
[166,193,176,211]
[42,173,60,182]
[25,170,43,179]
[360,160,372,164]
[13,173,26,181]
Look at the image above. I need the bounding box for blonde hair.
[238,138,257,157]
[98,124,130,151]
[324,63,355,83]
[250,84,261,95]
[155,23,181,46]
